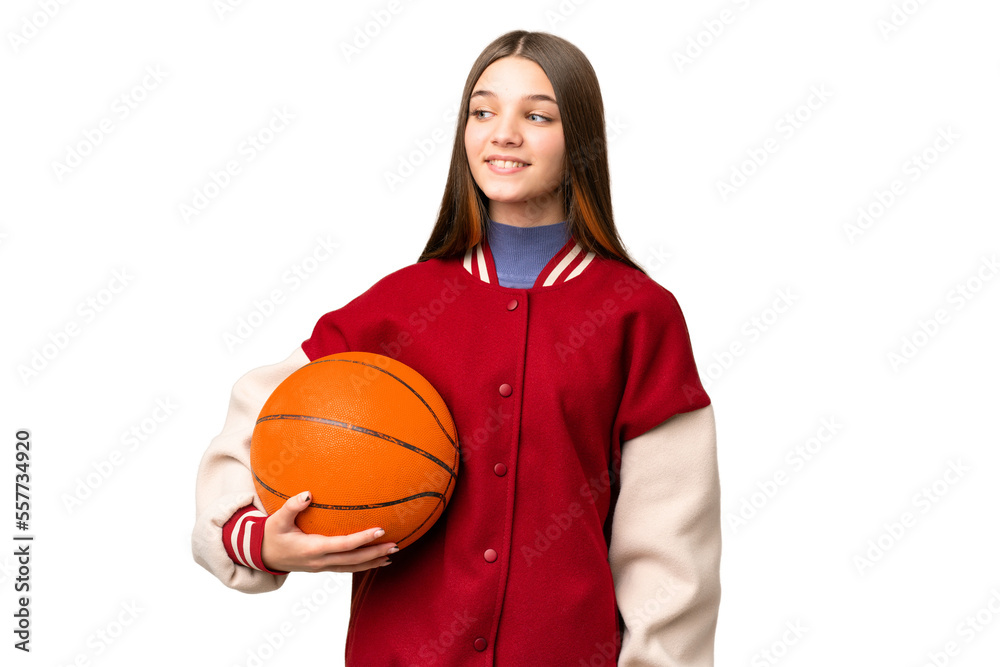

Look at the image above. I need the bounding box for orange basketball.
[250,351,459,550]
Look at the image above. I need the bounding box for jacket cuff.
[223,505,289,575]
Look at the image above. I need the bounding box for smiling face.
[464,56,566,228]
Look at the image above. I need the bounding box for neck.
[488,198,565,228]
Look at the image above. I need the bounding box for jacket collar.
[462,235,596,289]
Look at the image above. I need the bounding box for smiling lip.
[485,156,530,172]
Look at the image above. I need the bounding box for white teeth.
[488,159,526,168]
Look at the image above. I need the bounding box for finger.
[320,554,393,573]
[292,538,395,573]
[314,526,388,553]
[308,537,397,566]
[270,490,312,531]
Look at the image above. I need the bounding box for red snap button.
[499,383,512,397]
[474,637,488,651]
[484,549,497,562]
[494,463,507,476]
[506,299,518,311]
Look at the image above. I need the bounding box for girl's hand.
[261,491,398,573]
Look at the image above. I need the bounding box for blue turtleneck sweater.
[486,218,571,289]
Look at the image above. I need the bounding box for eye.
[528,113,551,122]
[470,108,493,119]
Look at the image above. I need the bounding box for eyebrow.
[469,90,558,105]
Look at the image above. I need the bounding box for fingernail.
[381,558,392,566]
[299,491,311,502]
[373,528,385,538]
[388,546,399,554]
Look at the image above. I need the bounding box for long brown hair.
[417,30,645,274]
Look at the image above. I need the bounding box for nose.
[490,112,522,147]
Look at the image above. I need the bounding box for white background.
[2,1,999,665]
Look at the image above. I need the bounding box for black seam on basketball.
[254,471,444,510]
[441,435,458,507]
[255,413,457,478]
[310,491,445,510]
[412,442,456,547]
[309,357,458,453]
[253,471,290,501]
[394,495,442,546]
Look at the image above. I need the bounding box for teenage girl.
[192,29,721,666]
